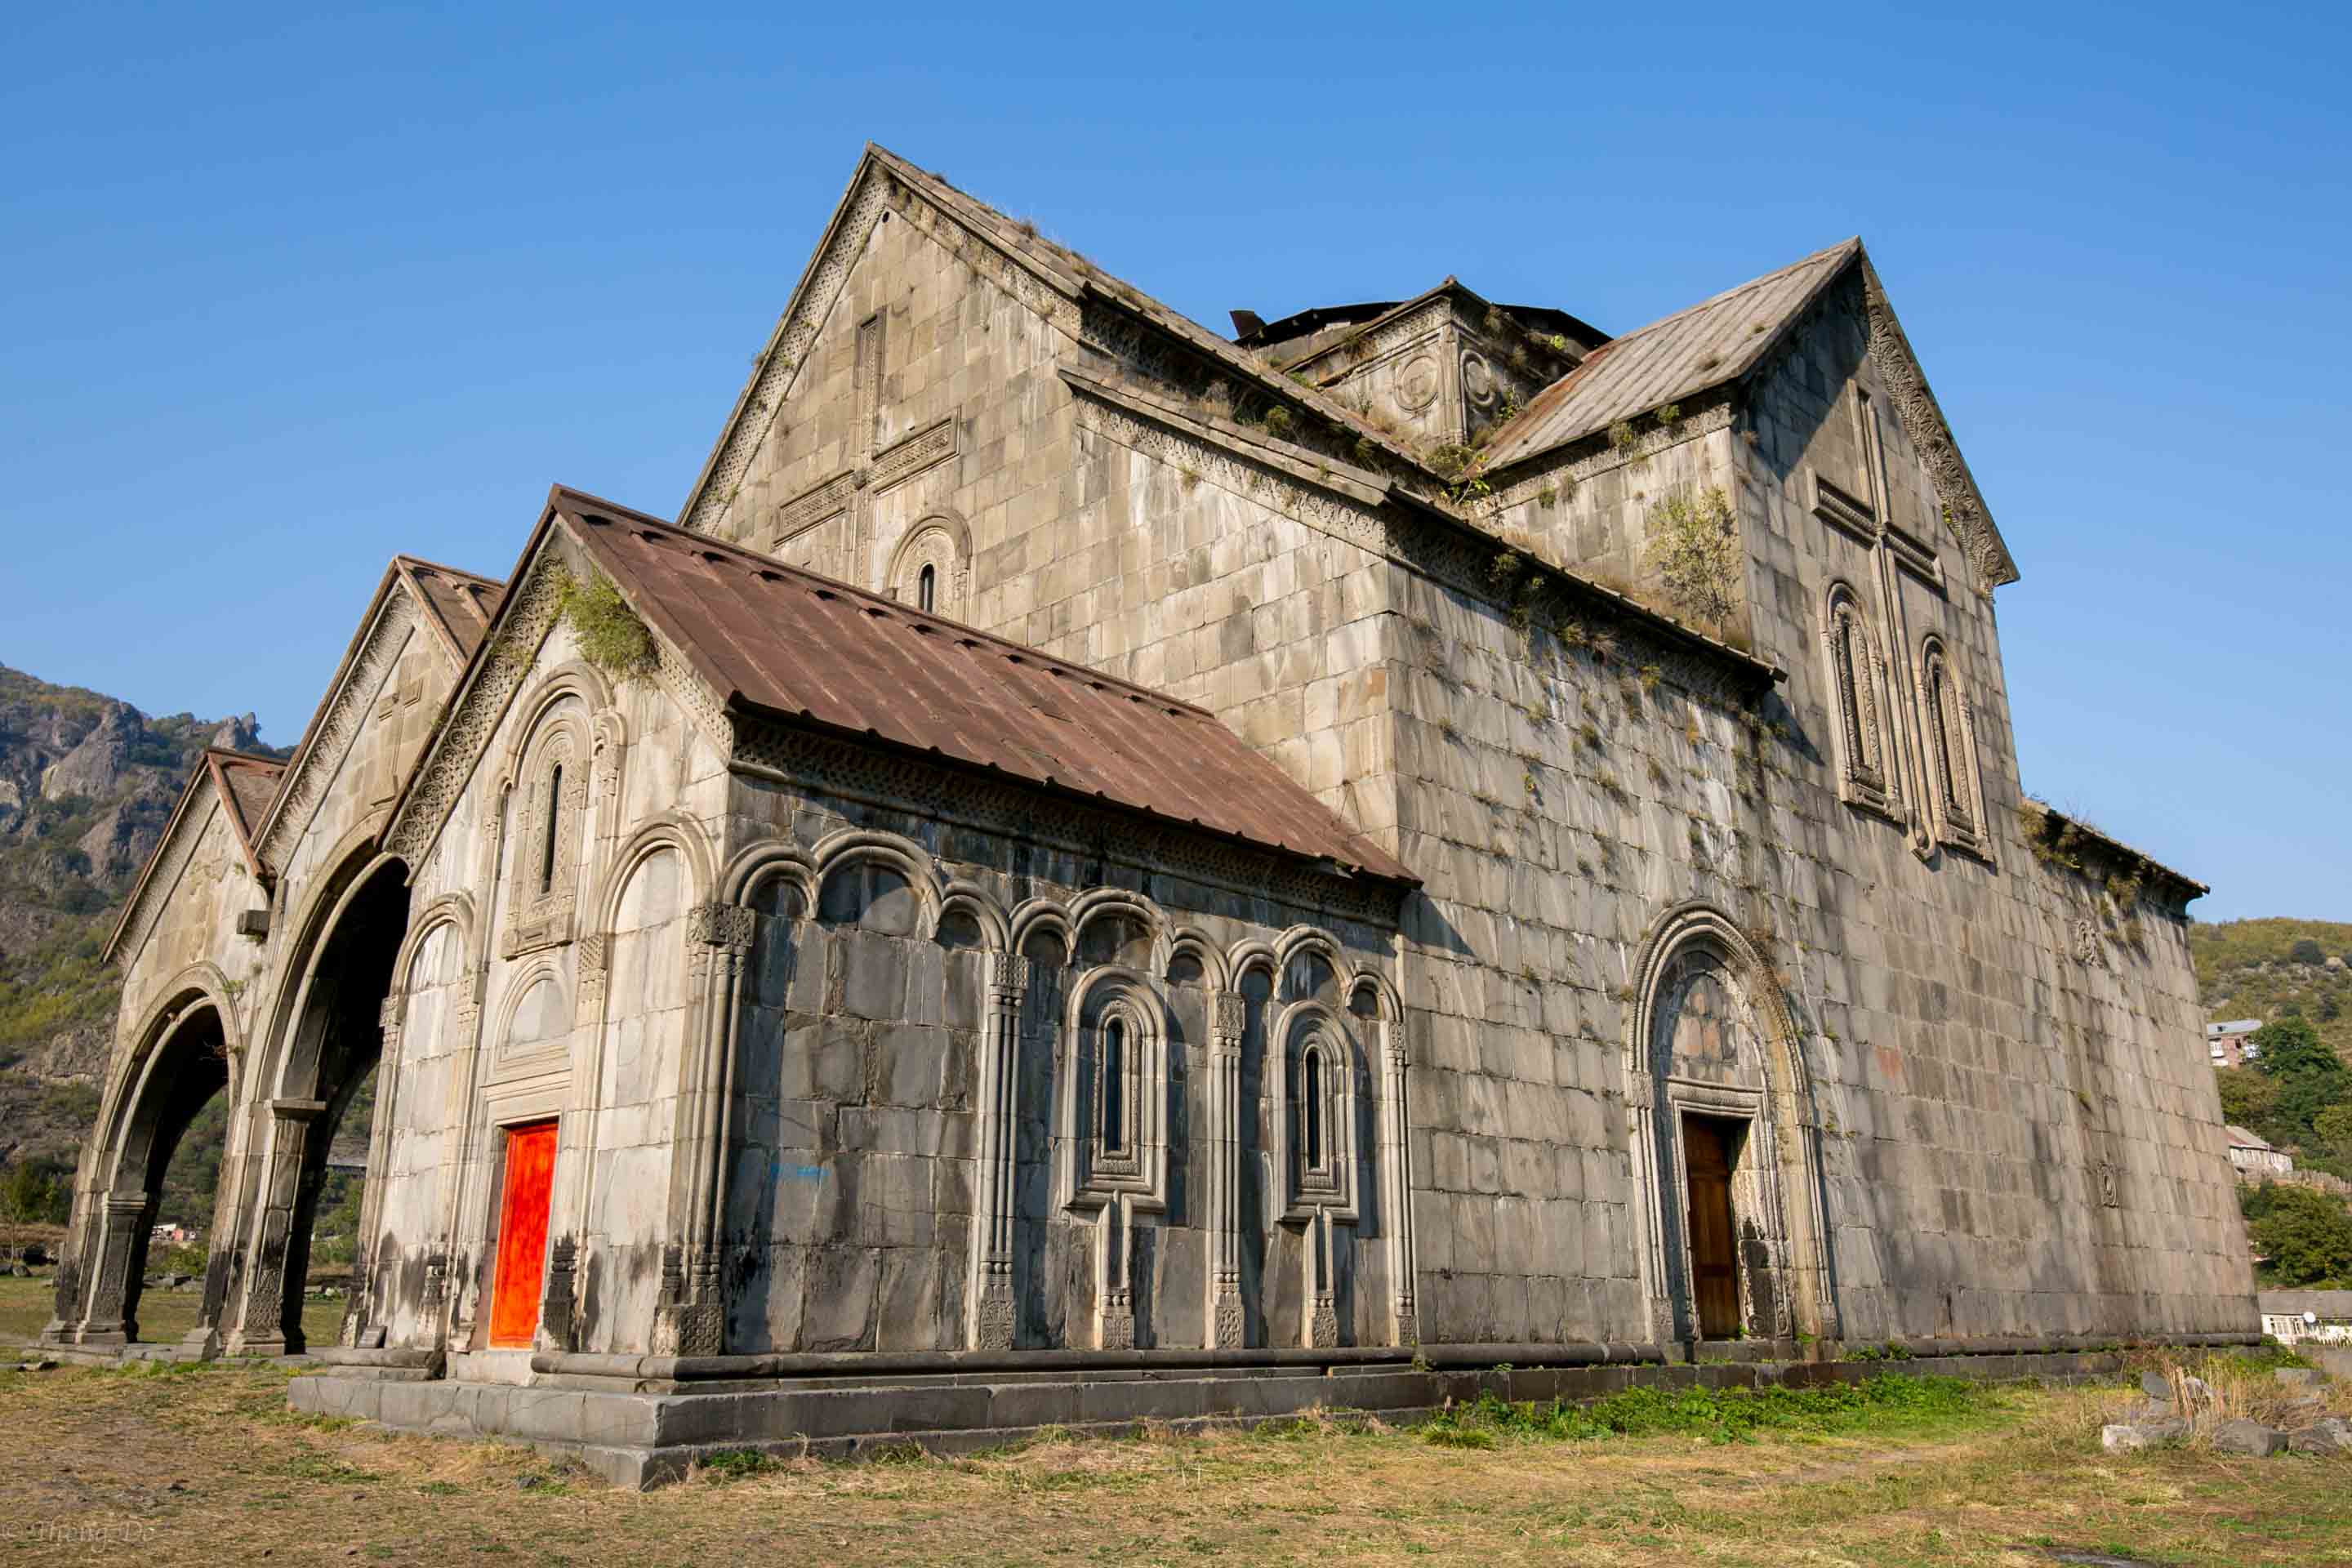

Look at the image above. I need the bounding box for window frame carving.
[1819,581,1900,821]
[1059,973,1168,1215]
[1274,1004,1362,1223]
[1917,635,1990,862]
[502,724,587,960]
[884,513,972,622]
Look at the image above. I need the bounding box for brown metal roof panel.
[555,501,1411,882]
[1481,239,1858,469]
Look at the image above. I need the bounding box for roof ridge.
[1605,237,1862,350]
[550,492,1218,720]
[392,553,506,588]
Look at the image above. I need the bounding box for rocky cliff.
[0,663,284,1172]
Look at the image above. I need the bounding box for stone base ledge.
[286,1338,2241,1490]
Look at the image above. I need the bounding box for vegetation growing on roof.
[553,568,657,684]
[1641,486,1741,629]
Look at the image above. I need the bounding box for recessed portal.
[1682,1112,1744,1340]
[489,1120,559,1348]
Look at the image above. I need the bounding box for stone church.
[47,145,2256,1472]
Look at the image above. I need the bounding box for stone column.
[1097,1192,1136,1350]
[1377,1018,1418,1348]
[70,1196,154,1348]
[969,951,1029,1350]
[39,1201,97,1346]
[339,995,406,1349]
[656,902,754,1359]
[1206,991,1245,1348]
[225,1098,327,1356]
[1307,1211,1339,1349]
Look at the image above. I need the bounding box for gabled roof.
[2225,1125,2274,1151]
[547,488,1414,886]
[103,747,285,961]
[206,749,287,877]
[1479,240,1860,469]
[679,145,1448,534]
[395,555,503,662]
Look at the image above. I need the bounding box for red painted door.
[489,1120,559,1349]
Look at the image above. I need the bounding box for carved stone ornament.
[1395,354,1440,412]
[687,902,757,953]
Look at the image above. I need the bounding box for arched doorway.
[56,1000,234,1349]
[228,856,410,1355]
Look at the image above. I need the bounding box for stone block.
[2212,1418,2285,1458]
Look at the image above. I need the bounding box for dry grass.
[0,1348,2347,1566]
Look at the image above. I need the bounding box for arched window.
[889,518,969,620]
[505,731,583,958]
[1820,584,1897,817]
[1918,638,1988,858]
[1302,1047,1325,1169]
[1102,1018,1127,1154]
[538,765,564,895]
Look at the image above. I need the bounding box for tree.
[0,1160,68,1225]
[2249,1018,2352,1152]
[2216,1066,2280,1132]
[2242,1182,2352,1287]
[2291,938,2328,966]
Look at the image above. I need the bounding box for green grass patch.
[1420,1373,1994,1448]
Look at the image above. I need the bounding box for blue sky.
[3,2,2345,921]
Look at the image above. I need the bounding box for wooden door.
[488,1120,559,1349]
[1682,1115,1741,1340]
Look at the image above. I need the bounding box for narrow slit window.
[1303,1049,1325,1168]
[538,765,563,895]
[917,563,937,613]
[1102,1018,1125,1153]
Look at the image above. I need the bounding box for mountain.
[0,664,287,1192]
[2192,917,2352,1064]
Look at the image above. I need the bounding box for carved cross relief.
[1809,385,1945,859]
[768,305,960,589]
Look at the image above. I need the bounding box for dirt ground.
[4,1283,2346,1567]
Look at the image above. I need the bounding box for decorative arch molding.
[486,956,570,1074]
[1819,580,1900,820]
[1069,888,1169,972]
[587,813,718,944]
[1165,926,1230,989]
[884,510,973,617]
[719,836,817,911]
[1622,902,1836,1348]
[1008,895,1072,958]
[937,880,1010,950]
[1224,938,1279,990]
[389,892,478,1009]
[808,827,943,930]
[1348,969,1404,1022]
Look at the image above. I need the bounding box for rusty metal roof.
[1479,239,1860,470]
[395,555,504,662]
[554,490,1414,886]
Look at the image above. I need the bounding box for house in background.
[2259,1290,2352,1345]
[2226,1125,2292,1179]
[2209,1019,2263,1067]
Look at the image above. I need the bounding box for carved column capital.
[1211,991,1247,1041]
[687,902,757,954]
